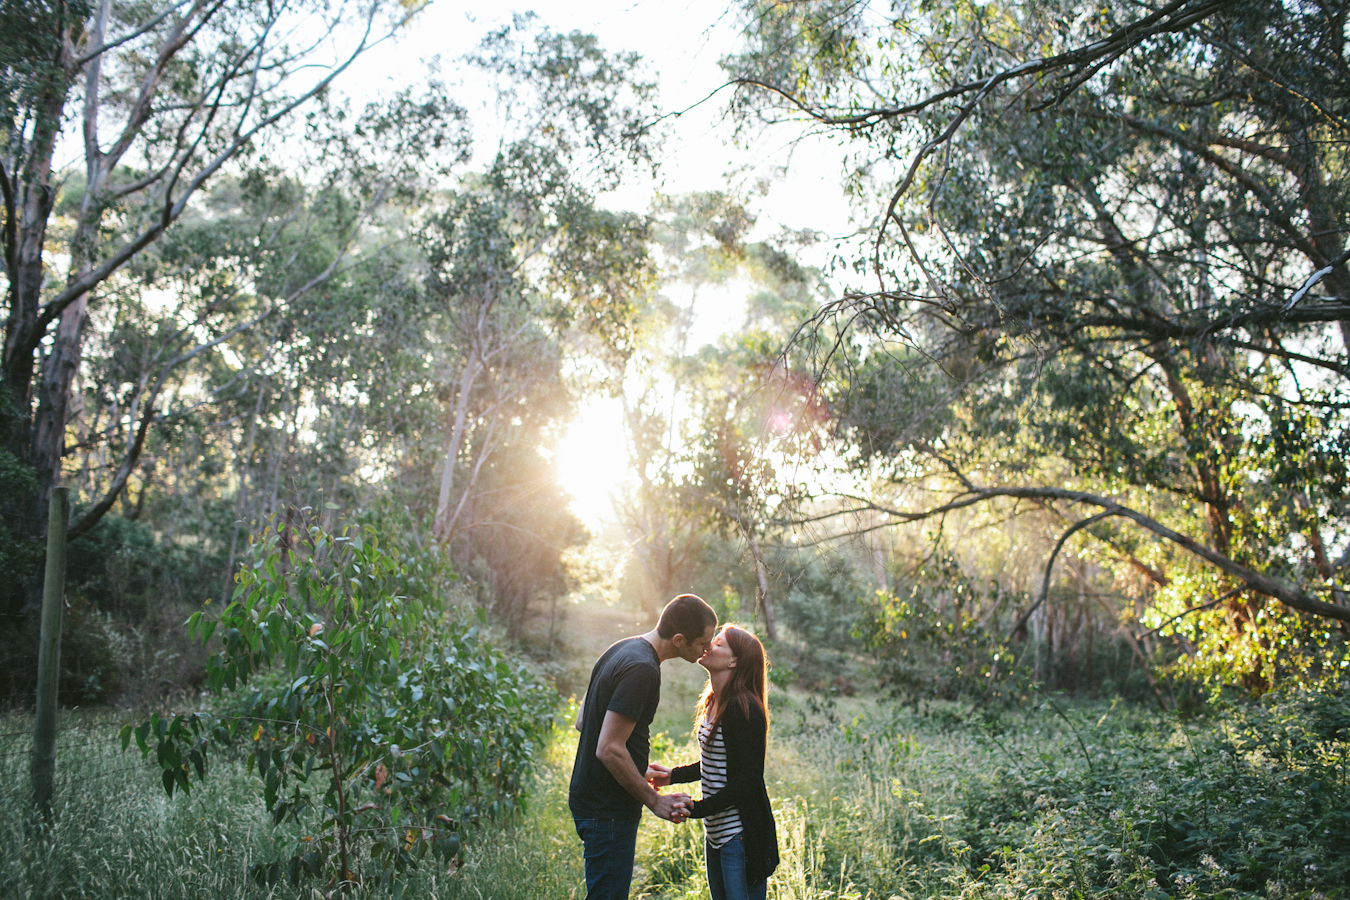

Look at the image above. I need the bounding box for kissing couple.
[570,593,779,900]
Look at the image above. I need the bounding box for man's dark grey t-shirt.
[569,636,662,821]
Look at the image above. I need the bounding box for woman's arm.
[645,761,701,785]
[687,704,766,819]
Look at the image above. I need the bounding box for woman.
[647,625,779,900]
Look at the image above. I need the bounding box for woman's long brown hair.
[695,625,769,733]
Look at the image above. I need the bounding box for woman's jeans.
[574,817,641,900]
[706,834,767,900]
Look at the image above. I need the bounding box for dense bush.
[641,684,1348,900]
[128,514,558,889]
[859,555,1028,706]
[0,513,224,706]
[859,554,1173,708]
[773,546,871,689]
[0,713,583,900]
[955,684,1350,897]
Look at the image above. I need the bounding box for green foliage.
[0,513,224,706]
[0,0,92,133]
[11,672,1349,900]
[777,547,869,653]
[861,557,1024,705]
[0,383,40,622]
[471,14,658,185]
[736,685,1350,900]
[0,713,582,900]
[954,685,1350,898]
[123,514,556,889]
[725,0,1350,691]
[859,553,1178,706]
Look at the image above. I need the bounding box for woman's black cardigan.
[669,701,779,884]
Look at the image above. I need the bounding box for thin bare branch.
[1008,510,1119,639]
[803,483,1350,622]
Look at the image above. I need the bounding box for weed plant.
[634,682,1350,900]
[0,714,580,899]
[3,683,1346,899]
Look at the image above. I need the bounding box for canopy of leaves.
[725,0,1350,687]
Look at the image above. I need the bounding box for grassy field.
[1,593,1347,899]
[3,683,1347,900]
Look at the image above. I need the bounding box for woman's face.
[699,630,737,673]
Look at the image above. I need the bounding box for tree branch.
[821,483,1350,622]
[1137,585,1247,640]
[29,0,403,342]
[0,159,16,287]
[1008,510,1119,639]
[73,0,197,66]
[733,0,1230,128]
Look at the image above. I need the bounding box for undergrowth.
[3,681,1347,898]
[634,681,1350,900]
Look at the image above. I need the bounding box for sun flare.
[554,395,631,530]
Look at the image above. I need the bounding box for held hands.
[645,764,690,824]
[648,789,691,824]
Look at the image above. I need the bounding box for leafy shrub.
[953,684,1350,898]
[860,554,1169,707]
[0,512,224,706]
[773,546,870,689]
[125,514,557,890]
[860,555,1026,705]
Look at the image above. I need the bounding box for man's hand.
[645,763,672,788]
[648,791,691,823]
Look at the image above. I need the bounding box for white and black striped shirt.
[698,716,743,847]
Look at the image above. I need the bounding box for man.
[570,593,718,900]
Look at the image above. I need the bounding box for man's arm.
[573,696,584,733]
[596,710,690,821]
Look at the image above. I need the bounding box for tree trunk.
[745,530,778,642]
[2,46,73,599]
[871,530,889,593]
[226,377,269,595]
[433,350,481,542]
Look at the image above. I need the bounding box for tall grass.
[3,684,1347,899]
[0,713,583,900]
[633,686,1350,900]
[1,711,279,899]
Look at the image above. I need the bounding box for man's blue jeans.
[706,834,767,900]
[574,817,641,900]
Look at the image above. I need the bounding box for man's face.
[675,624,716,663]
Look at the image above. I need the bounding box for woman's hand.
[645,763,672,788]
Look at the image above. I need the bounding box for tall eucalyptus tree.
[1,0,424,558]
[725,0,1350,681]
[425,22,658,552]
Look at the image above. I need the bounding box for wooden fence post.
[32,486,68,820]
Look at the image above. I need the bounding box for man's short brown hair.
[656,594,717,641]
